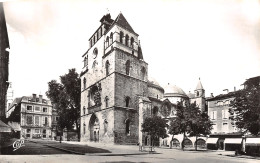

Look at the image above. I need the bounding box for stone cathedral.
[80,13,206,146]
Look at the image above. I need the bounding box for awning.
[224,138,242,144]
[206,138,219,144]
[246,138,260,146]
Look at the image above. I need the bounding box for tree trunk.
[195,135,197,151]
[182,132,186,151]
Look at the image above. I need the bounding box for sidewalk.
[63,141,153,156]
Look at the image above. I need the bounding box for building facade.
[206,91,242,150]
[7,94,53,139]
[80,13,207,146]
[0,2,10,120]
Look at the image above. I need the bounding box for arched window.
[125,119,130,135]
[105,96,109,108]
[83,77,86,90]
[106,36,109,48]
[83,123,86,134]
[130,37,134,48]
[84,57,87,67]
[110,32,113,44]
[120,31,124,43]
[141,67,146,80]
[83,106,86,115]
[196,91,199,97]
[125,60,130,75]
[105,60,110,76]
[125,96,130,107]
[153,106,159,116]
[125,34,129,46]
[104,119,108,134]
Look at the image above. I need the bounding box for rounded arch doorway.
[89,114,100,142]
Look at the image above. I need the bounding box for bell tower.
[80,13,148,144]
[191,78,206,111]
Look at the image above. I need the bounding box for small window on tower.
[125,96,130,107]
[125,60,130,75]
[125,34,129,46]
[120,31,124,43]
[83,106,86,115]
[141,67,146,80]
[130,37,134,48]
[83,77,86,90]
[197,91,199,97]
[110,32,113,44]
[105,60,110,76]
[105,96,109,108]
[106,36,109,48]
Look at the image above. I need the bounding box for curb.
[86,152,159,156]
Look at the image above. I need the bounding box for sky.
[3,0,260,99]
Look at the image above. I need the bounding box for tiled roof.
[196,80,204,90]
[113,13,136,34]
[206,91,239,101]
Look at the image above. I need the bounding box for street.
[0,139,259,163]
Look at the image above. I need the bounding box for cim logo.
[13,139,25,151]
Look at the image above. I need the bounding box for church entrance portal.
[89,114,100,142]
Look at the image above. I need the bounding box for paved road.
[0,139,259,163]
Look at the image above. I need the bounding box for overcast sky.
[3,0,260,99]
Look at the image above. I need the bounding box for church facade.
[80,13,206,146]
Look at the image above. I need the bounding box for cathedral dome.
[147,77,164,99]
[164,84,188,98]
[148,77,161,87]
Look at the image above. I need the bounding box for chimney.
[32,94,36,101]
[211,93,214,97]
[234,87,236,92]
[39,95,43,103]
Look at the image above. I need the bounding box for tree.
[168,101,212,150]
[230,76,260,135]
[141,116,168,146]
[189,112,212,150]
[46,69,81,140]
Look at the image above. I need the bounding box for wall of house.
[208,97,237,134]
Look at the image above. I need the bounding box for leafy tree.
[46,69,81,140]
[141,116,168,146]
[189,112,212,150]
[169,101,212,150]
[230,76,260,135]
